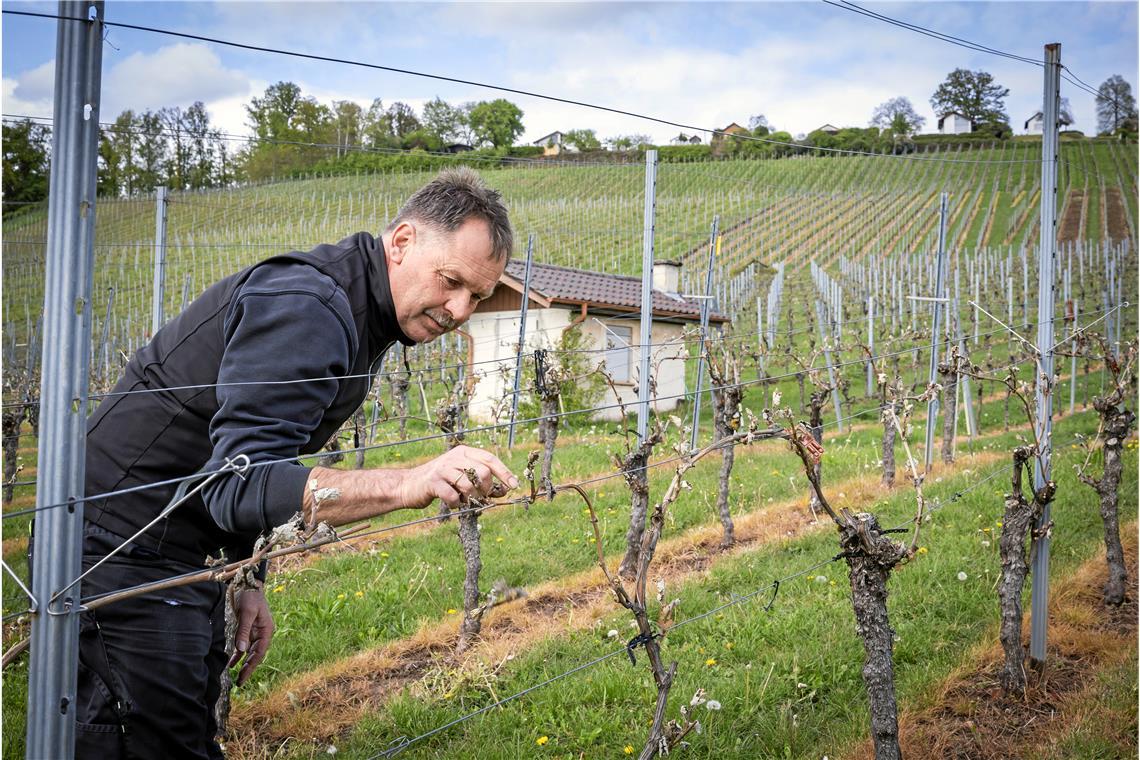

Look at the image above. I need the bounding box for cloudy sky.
[2,1,1137,145]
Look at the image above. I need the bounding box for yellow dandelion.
[380,551,390,558]
[337,593,346,600]
[706,658,717,667]
[496,537,504,543]
[917,546,928,555]
[536,736,549,746]
[724,642,734,650]
[354,591,364,598]
[996,521,1003,527]
[624,746,634,755]
[447,608,457,615]
[272,585,285,593]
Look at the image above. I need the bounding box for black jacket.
[84,232,411,566]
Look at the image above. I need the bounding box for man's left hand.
[228,585,275,686]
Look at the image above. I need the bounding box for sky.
[2,1,1138,146]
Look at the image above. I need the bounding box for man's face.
[387,217,504,343]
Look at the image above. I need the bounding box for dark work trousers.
[74,522,227,760]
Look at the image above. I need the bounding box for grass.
[310,417,1135,760]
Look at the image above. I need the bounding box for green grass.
[316,416,1135,759]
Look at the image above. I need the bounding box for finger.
[468,449,518,489]
[237,650,264,686]
[235,602,255,654]
[227,649,243,669]
[433,478,464,508]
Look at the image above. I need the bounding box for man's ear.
[388,221,416,265]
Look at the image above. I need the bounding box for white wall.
[465,307,691,424]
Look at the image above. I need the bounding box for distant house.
[463,260,729,422]
[444,143,474,153]
[711,122,749,152]
[937,113,974,135]
[533,130,576,157]
[1024,112,1044,134]
[814,124,841,136]
[669,133,703,146]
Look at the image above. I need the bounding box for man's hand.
[228,585,275,686]
[398,445,518,510]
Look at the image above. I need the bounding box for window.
[603,325,633,383]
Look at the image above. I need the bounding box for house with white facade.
[462,260,728,422]
[533,131,576,156]
[1024,112,1044,134]
[937,112,974,134]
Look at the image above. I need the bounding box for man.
[75,167,516,758]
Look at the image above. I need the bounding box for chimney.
[653,260,681,293]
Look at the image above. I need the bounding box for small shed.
[533,131,574,156]
[937,112,974,135]
[1024,112,1044,134]
[462,260,729,422]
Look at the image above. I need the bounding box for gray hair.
[388,166,513,262]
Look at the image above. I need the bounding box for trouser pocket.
[76,611,128,759]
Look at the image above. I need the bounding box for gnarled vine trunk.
[997,446,1052,695]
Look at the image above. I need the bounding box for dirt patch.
[227,449,1006,759]
[1105,187,1129,241]
[841,523,1138,760]
[1057,188,1084,243]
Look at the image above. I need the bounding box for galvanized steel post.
[689,216,718,452]
[506,233,535,449]
[924,193,949,473]
[151,185,168,335]
[637,150,658,443]
[1029,42,1061,665]
[26,3,104,757]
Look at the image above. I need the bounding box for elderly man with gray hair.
[75,167,516,758]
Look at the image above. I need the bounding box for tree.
[383,101,421,139]
[2,118,51,206]
[930,68,1009,126]
[332,100,364,157]
[604,133,651,150]
[748,114,771,135]
[134,110,168,193]
[246,81,303,141]
[1096,75,1137,134]
[422,97,468,144]
[467,99,524,148]
[870,96,925,137]
[98,110,136,197]
[562,128,601,151]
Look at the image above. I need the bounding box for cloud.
[102,43,252,116]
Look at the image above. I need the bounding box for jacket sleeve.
[200,263,357,534]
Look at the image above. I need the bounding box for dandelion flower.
[337,593,346,600]
[496,537,504,543]
[624,746,634,755]
[957,572,968,581]
[706,700,722,711]
[607,629,619,639]
[326,745,337,755]
[814,575,828,584]
[272,585,285,593]
[380,552,390,558]
[917,546,928,555]
[447,608,457,615]
[536,736,549,746]
[706,658,717,667]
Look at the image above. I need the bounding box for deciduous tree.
[1096,75,1138,134]
[930,68,1009,127]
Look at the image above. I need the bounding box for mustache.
[426,309,458,331]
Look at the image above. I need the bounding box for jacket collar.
[362,232,415,348]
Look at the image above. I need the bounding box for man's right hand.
[398,445,518,510]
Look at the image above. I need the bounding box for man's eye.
[442,275,460,288]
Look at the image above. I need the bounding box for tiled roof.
[502,260,728,322]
